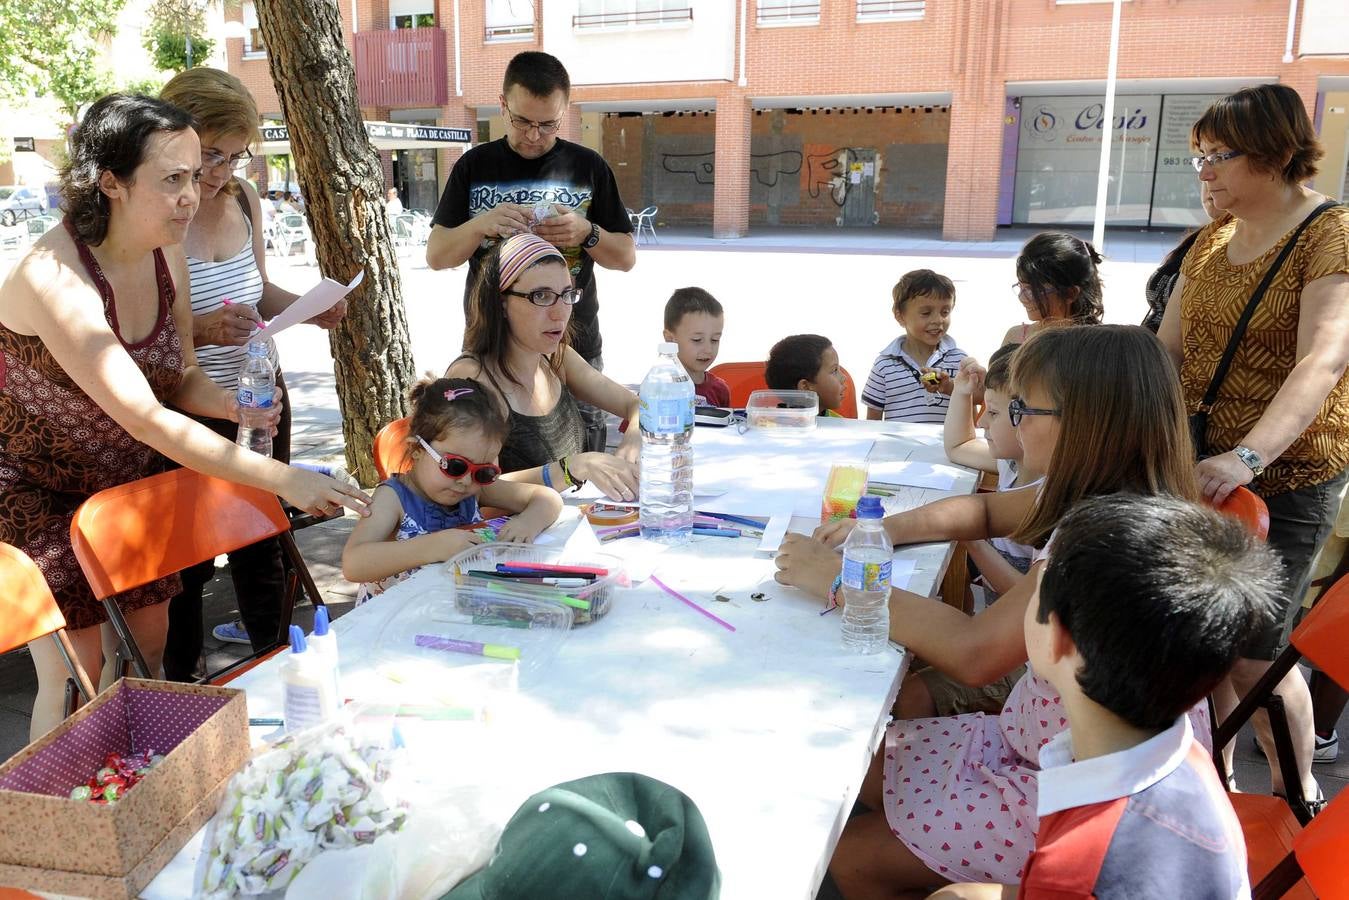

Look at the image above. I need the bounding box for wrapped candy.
[196,724,408,898]
[68,749,164,804]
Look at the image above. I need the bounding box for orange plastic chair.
[1218,486,1271,541]
[1256,787,1349,899]
[0,543,97,717]
[70,468,322,682]
[374,417,413,481]
[1215,573,1349,895]
[708,360,859,418]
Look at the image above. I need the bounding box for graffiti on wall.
[659,147,862,207]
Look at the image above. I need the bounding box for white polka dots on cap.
[573,843,588,857]
[538,802,551,812]
[648,865,663,879]
[624,820,646,838]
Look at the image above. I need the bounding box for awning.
[257,120,472,155]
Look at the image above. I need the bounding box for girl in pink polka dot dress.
[822,326,1207,896]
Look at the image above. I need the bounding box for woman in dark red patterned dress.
[0,94,369,740]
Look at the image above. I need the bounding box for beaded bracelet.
[826,574,844,612]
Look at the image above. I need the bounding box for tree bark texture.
[255,0,415,487]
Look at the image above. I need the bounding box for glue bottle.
[281,625,338,732]
[308,606,341,704]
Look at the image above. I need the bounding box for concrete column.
[713,90,751,239]
[941,89,1003,242]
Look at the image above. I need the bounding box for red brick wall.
[228,0,1349,240]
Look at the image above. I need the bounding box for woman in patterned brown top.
[1158,83,1349,812]
[0,94,369,740]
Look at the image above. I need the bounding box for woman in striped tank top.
[158,69,348,680]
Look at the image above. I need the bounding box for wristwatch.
[1234,445,1265,477]
[581,221,601,250]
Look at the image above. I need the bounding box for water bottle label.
[237,388,274,409]
[640,397,692,434]
[842,557,891,592]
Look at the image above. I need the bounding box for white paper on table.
[888,557,917,591]
[865,460,962,491]
[261,270,364,337]
[755,514,791,555]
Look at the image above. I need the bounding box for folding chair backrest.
[1217,486,1270,541]
[374,417,413,481]
[1291,573,1349,691]
[708,360,858,417]
[0,542,70,653]
[70,468,290,600]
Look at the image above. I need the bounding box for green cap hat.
[443,772,720,900]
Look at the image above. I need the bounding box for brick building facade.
[225,0,1349,241]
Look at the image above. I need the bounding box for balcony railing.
[756,2,820,25]
[856,0,924,20]
[572,7,693,29]
[355,27,448,108]
[485,21,534,41]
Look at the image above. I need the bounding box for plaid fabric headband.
[498,233,564,291]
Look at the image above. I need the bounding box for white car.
[0,186,45,226]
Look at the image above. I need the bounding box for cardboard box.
[0,678,248,898]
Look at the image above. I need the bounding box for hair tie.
[497,233,563,291]
[444,388,474,401]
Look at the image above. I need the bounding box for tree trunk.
[255,0,415,487]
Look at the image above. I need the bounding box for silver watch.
[1234,445,1265,476]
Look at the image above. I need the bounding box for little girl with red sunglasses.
[342,377,562,602]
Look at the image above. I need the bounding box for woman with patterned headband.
[447,233,641,501]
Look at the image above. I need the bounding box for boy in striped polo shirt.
[862,269,967,424]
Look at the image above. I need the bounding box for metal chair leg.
[101,597,151,677]
[51,630,96,702]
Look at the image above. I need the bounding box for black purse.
[1188,200,1338,458]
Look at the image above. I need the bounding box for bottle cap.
[313,606,330,636]
[289,624,307,654]
[658,341,678,355]
[856,495,884,519]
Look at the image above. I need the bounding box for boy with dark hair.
[765,334,846,416]
[428,50,635,453]
[863,268,967,424]
[933,493,1278,900]
[663,287,727,407]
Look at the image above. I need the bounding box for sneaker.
[1314,730,1339,764]
[212,620,252,645]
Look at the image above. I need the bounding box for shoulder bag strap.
[1195,200,1338,414]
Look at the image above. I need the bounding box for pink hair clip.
[444,388,474,401]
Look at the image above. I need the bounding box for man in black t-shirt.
[428,51,635,452]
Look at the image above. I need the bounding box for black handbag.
[1188,200,1339,458]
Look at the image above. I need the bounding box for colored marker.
[695,511,768,530]
[248,717,284,727]
[414,633,520,661]
[483,578,591,611]
[693,527,740,538]
[498,561,608,577]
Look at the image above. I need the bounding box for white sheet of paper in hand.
[261,270,364,337]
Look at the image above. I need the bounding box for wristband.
[541,462,554,489]
[560,456,585,490]
[826,574,844,611]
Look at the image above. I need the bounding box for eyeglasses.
[503,106,562,136]
[503,287,582,307]
[416,436,501,484]
[1189,150,1243,172]
[1007,397,1060,427]
[1011,282,1032,299]
[202,147,254,172]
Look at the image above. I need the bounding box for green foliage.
[48,35,115,119]
[0,0,127,110]
[143,0,215,72]
[122,75,168,97]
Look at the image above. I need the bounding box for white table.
[146,419,978,899]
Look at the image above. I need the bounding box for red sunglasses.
[416,436,501,485]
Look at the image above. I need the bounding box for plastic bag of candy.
[194,715,409,898]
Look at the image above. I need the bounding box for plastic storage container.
[745,389,818,430]
[445,543,625,627]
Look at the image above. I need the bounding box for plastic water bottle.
[639,341,695,543]
[841,495,893,654]
[235,337,275,457]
